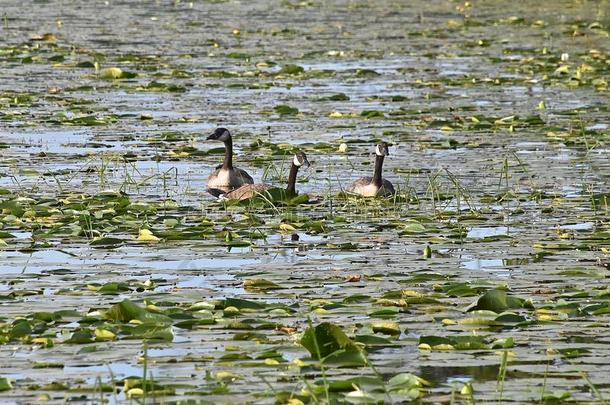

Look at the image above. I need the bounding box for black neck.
[286,162,299,194]
[372,154,384,187]
[222,138,233,170]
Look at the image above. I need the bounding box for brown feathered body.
[207,166,253,195]
[348,143,395,197]
[223,152,309,200]
[223,183,272,200]
[205,128,253,196]
[349,177,395,197]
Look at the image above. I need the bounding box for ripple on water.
[559,222,594,231]
[467,226,515,239]
[63,362,142,378]
[460,257,517,278]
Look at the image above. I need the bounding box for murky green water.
[1,0,609,403]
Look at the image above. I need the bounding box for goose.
[205,128,254,196]
[224,152,310,200]
[348,142,395,197]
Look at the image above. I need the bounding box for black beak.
[206,134,216,140]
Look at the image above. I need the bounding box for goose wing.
[349,176,373,192]
[378,179,395,197]
[236,167,254,184]
[224,183,270,200]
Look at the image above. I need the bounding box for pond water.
[0,0,609,403]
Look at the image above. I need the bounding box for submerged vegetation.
[0,0,609,403]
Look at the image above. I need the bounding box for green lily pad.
[278,64,304,75]
[243,279,281,291]
[0,378,13,392]
[467,289,533,313]
[301,322,367,366]
[104,299,172,325]
[274,104,299,115]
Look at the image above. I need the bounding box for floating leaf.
[467,289,532,313]
[274,104,299,115]
[325,93,350,101]
[419,335,489,350]
[124,323,173,341]
[136,229,160,242]
[387,373,427,391]
[371,321,401,336]
[224,298,265,310]
[65,330,95,344]
[0,378,12,392]
[104,299,172,325]
[354,334,395,346]
[141,81,186,92]
[301,322,366,367]
[100,67,125,80]
[360,110,384,118]
[243,279,281,291]
[90,237,124,248]
[278,64,304,75]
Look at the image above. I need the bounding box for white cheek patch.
[219,131,230,141]
[375,145,383,156]
[293,155,302,166]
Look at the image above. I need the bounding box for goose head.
[206,127,231,142]
[293,151,310,168]
[375,142,390,157]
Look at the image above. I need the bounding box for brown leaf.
[277,326,297,334]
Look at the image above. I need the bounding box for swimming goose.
[348,142,395,197]
[205,128,254,196]
[224,152,310,200]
